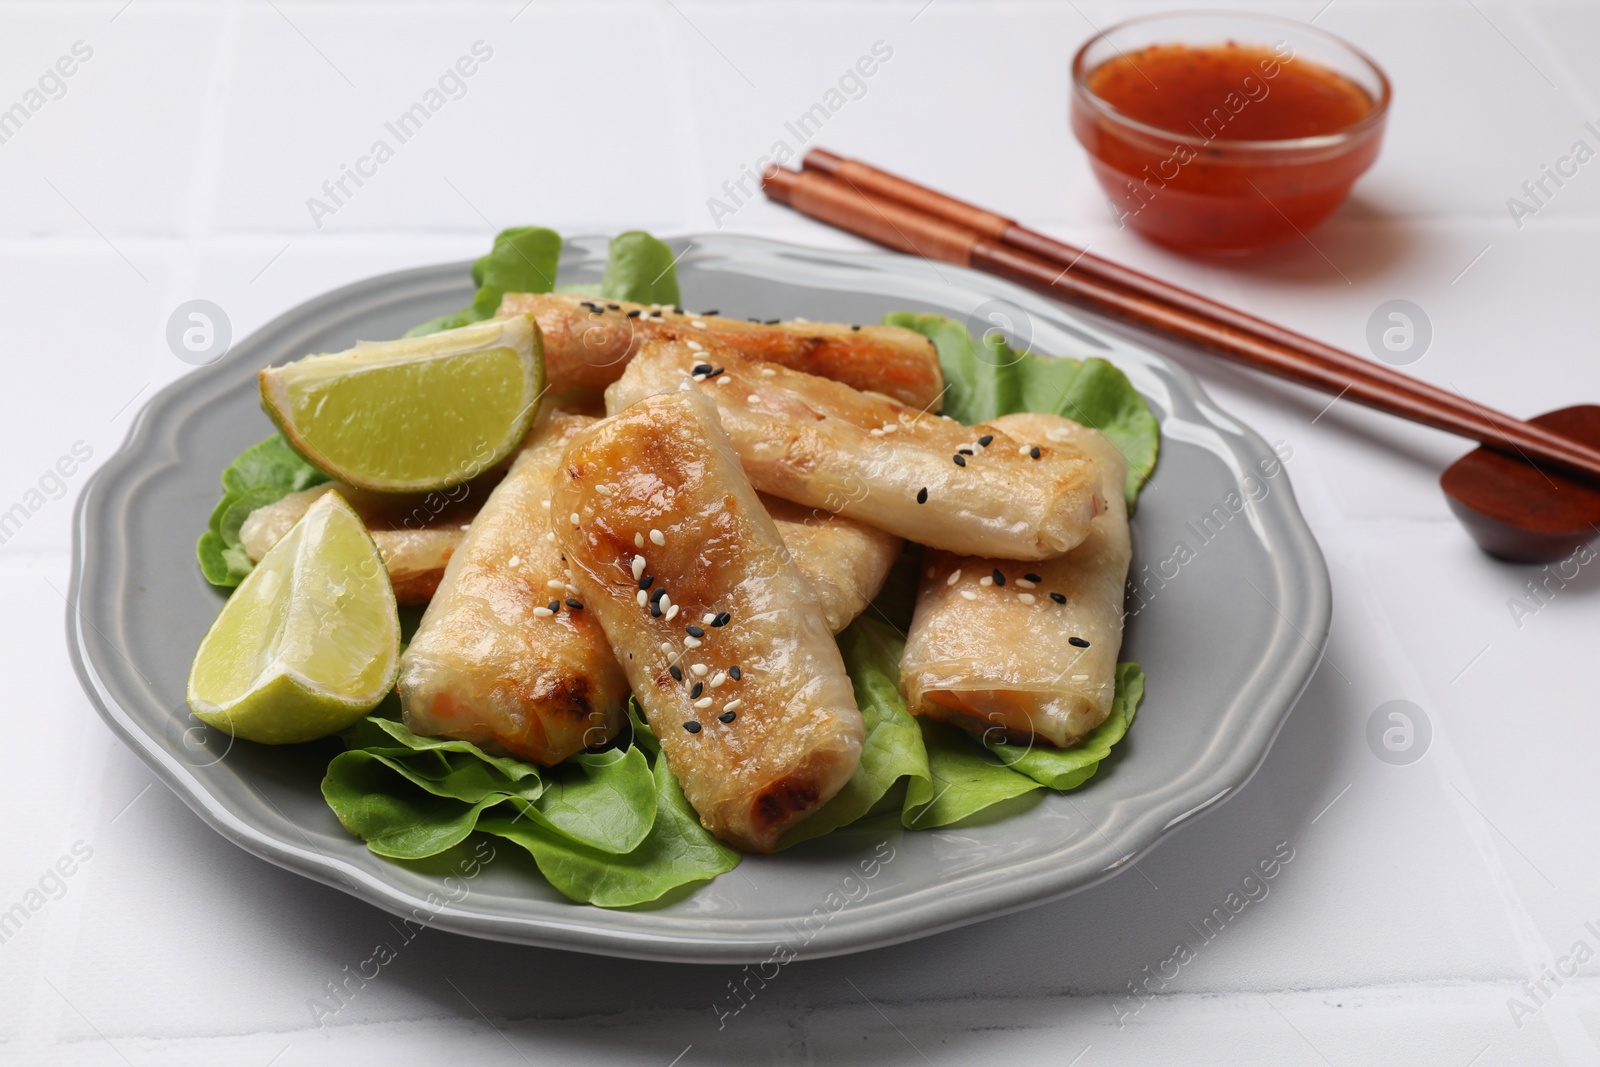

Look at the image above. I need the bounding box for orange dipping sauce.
[1071,25,1389,253]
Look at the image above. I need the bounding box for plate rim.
[67,232,1331,963]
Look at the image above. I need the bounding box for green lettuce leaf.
[406,226,563,337]
[902,720,1043,829]
[600,230,682,307]
[886,312,1159,504]
[778,618,930,848]
[989,663,1144,790]
[196,435,328,586]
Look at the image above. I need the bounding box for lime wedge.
[260,316,544,493]
[187,490,399,744]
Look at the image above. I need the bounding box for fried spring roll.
[239,480,485,604]
[606,340,1105,560]
[900,414,1131,747]
[496,291,943,408]
[552,389,864,852]
[241,482,891,632]
[396,413,630,766]
[761,493,902,634]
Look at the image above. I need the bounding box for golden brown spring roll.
[396,412,631,766]
[901,414,1131,747]
[496,291,944,408]
[240,484,892,632]
[606,340,1105,560]
[552,389,864,852]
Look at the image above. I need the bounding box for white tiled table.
[5,1,1599,1063]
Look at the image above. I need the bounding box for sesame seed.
[508,555,521,568]
[651,587,666,604]
[660,641,674,656]
[1018,593,1037,605]
[979,576,993,587]
[638,575,654,592]
[565,598,583,610]
[637,590,648,607]
[687,339,704,351]
[691,320,707,329]
[728,665,741,680]
[960,590,978,601]
[710,671,726,689]
[650,529,665,546]
[683,721,702,733]
[706,368,725,380]
[717,376,732,386]
[565,583,581,595]
[692,363,714,375]
[630,555,646,579]
[691,663,709,677]
[660,593,673,611]
[952,454,967,467]
[977,435,994,447]
[1030,446,1042,459]
[760,367,777,377]
[546,579,565,590]
[693,696,713,709]
[541,499,551,508]
[1050,592,1067,604]
[1072,674,1089,683]
[747,394,761,403]
[685,636,702,648]
[958,448,974,456]
[674,307,685,315]
[650,602,662,618]
[546,532,556,542]
[712,611,731,627]
[686,624,705,638]
[569,512,580,526]
[992,569,1006,586]
[669,664,683,681]
[719,710,737,724]
[916,487,928,504]
[764,318,780,325]
[607,303,620,310]
[946,569,961,586]
[664,605,680,621]
[1024,573,1042,583]
[595,484,613,496]
[635,533,645,549]
[692,372,708,382]
[869,428,885,437]
[626,309,640,318]
[722,699,743,713]
[548,600,561,612]
[1016,578,1037,589]
[533,606,554,618]
[703,613,716,625]
[690,682,703,698]
[702,310,719,316]
[1069,637,1090,648]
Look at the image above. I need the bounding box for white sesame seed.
[692,372,708,382]
[946,570,962,586]
[660,642,674,657]
[882,424,898,434]
[1016,578,1037,589]
[691,320,707,329]
[722,699,743,713]
[687,339,704,351]
[635,533,645,549]
[569,512,580,526]
[710,672,726,689]
[650,529,665,546]
[693,697,713,709]
[659,593,672,611]
[760,367,777,377]
[979,576,993,587]
[632,555,646,579]
[547,579,565,590]
[691,663,709,677]
[461,523,472,529]
[747,394,760,403]
[546,531,557,542]
[541,499,551,508]
[533,606,554,618]
[960,590,978,601]
[665,605,680,621]
[565,583,581,595]
[595,484,613,496]
[1018,593,1037,605]
[684,636,702,648]
[508,555,521,568]
[717,376,732,386]
[869,428,885,437]
[637,590,648,607]
[1072,674,1089,682]
[702,613,716,625]
[1047,428,1074,442]
[1018,444,1032,456]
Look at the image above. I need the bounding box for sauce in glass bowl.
[1071,14,1390,254]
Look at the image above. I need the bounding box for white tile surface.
[5,0,1600,1064]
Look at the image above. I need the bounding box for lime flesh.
[187,490,399,744]
[260,316,544,493]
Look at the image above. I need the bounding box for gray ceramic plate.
[68,234,1329,964]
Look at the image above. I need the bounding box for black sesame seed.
[566,598,583,610]
[606,303,621,310]
[674,306,685,315]
[712,611,731,627]
[728,665,742,680]
[686,624,705,638]
[850,324,861,331]
[992,569,1005,586]
[690,682,703,698]
[1030,446,1042,459]
[1025,573,1042,583]
[669,664,683,681]
[706,367,724,379]
[952,454,967,467]
[649,603,662,618]
[977,434,994,447]
[1050,592,1067,604]
[626,309,640,318]
[916,487,928,504]
[683,721,702,734]
[650,586,667,603]
[638,575,654,590]
[1069,636,1090,648]
[548,600,560,612]
[702,309,719,316]
[692,363,714,375]
[719,710,737,724]
[958,448,974,456]
[764,318,781,325]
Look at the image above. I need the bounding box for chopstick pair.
[762,150,1600,484]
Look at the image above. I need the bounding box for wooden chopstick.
[764,156,1600,484]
